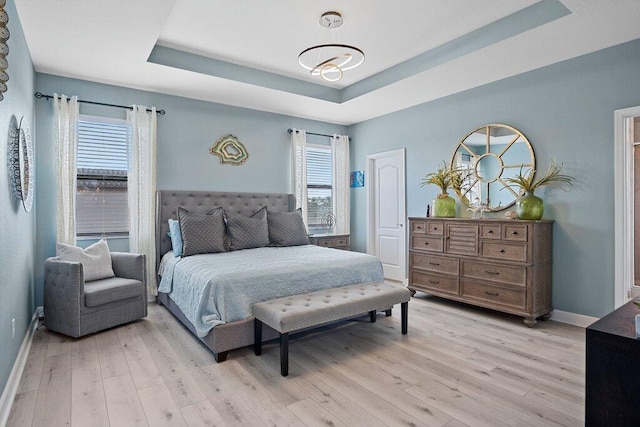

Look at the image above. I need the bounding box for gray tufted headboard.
[155,190,294,273]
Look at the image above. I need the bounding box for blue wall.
[349,38,640,318]
[34,39,640,320]
[0,0,35,398]
[34,73,346,306]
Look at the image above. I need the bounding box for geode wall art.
[210,134,248,165]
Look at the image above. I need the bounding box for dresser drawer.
[503,224,528,242]
[462,279,526,309]
[333,236,350,248]
[410,253,459,275]
[445,224,478,256]
[481,242,527,263]
[411,271,459,295]
[412,235,443,252]
[309,235,350,250]
[411,221,427,233]
[315,238,334,247]
[480,224,501,240]
[426,221,444,236]
[462,260,526,287]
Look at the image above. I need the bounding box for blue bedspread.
[158,245,384,337]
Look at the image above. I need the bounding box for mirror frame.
[450,123,535,212]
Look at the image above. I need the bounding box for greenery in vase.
[504,160,575,192]
[421,162,462,197]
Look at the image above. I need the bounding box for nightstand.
[308,233,350,250]
[586,300,640,425]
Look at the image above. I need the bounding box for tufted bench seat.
[252,281,410,376]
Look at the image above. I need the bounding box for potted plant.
[504,160,574,220]
[421,163,461,218]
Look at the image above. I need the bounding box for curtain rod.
[287,128,350,141]
[34,92,166,115]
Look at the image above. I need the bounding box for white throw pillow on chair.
[57,239,115,282]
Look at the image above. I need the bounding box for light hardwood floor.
[7,294,585,426]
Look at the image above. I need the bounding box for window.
[76,115,129,237]
[306,144,332,232]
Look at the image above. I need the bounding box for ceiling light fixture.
[298,11,364,83]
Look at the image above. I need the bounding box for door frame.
[365,148,407,282]
[614,105,640,308]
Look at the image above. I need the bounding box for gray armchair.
[44,252,147,338]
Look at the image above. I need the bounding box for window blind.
[76,117,129,236]
[306,145,332,230]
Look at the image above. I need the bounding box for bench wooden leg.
[280,333,289,376]
[254,319,262,356]
[401,302,408,335]
[385,309,392,317]
[369,310,376,323]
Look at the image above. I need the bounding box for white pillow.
[57,239,115,282]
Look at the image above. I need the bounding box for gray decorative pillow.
[57,239,115,282]
[177,207,226,256]
[267,208,309,246]
[226,206,270,250]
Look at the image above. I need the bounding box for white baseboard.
[549,309,599,328]
[0,306,42,427]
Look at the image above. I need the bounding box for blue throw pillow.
[168,218,183,257]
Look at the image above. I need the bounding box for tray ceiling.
[15,0,640,125]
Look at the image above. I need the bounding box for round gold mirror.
[450,124,534,211]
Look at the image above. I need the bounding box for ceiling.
[15,0,640,125]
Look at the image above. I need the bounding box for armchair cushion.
[57,239,115,281]
[84,277,144,307]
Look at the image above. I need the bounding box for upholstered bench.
[252,281,411,376]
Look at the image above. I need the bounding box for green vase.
[516,190,544,220]
[433,193,456,218]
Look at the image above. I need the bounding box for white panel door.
[367,149,406,282]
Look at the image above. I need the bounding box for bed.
[155,190,384,362]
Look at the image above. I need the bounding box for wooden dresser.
[408,217,553,326]
[308,233,350,250]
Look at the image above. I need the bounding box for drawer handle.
[424,242,429,246]
[485,270,500,275]
[499,249,505,253]
[433,227,438,231]
[429,280,440,284]
[488,230,494,234]
[429,262,440,266]
[485,291,499,297]
[511,231,518,235]
[417,226,422,229]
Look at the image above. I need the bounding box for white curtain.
[332,134,350,234]
[127,106,157,295]
[291,128,308,223]
[54,93,79,246]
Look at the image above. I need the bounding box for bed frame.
[155,190,295,362]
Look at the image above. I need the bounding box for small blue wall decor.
[350,170,364,187]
